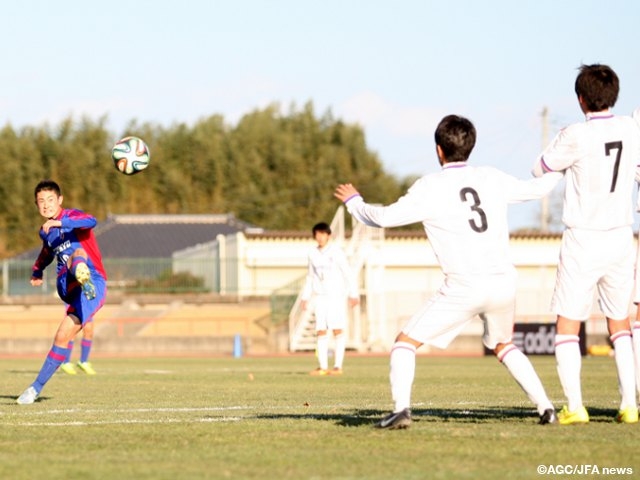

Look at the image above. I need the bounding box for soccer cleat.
[557,405,589,425]
[539,408,558,425]
[75,262,96,300]
[77,361,97,375]
[309,368,329,376]
[60,362,78,375]
[376,408,412,429]
[615,406,639,424]
[329,367,343,376]
[16,386,39,405]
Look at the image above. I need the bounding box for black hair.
[574,64,619,112]
[34,179,61,200]
[434,115,476,163]
[312,222,331,235]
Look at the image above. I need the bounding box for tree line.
[0,101,413,257]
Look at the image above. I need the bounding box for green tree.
[0,102,413,256]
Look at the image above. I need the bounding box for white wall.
[173,231,637,324]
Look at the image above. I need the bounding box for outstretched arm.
[61,210,97,231]
[335,182,426,228]
[334,184,361,203]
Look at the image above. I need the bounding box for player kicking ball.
[16,180,107,405]
[335,115,562,428]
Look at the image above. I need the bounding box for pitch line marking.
[12,416,245,427]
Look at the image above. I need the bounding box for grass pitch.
[1,354,638,479]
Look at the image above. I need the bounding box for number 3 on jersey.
[459,187,488,233]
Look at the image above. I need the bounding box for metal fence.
[0,258,220,297]
[269,275,305,327]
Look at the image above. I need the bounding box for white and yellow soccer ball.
[111,136,151,175]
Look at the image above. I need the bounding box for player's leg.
[331,328,345,375]
[310,300,330,375]
[554,315,589,424]
[598,231,637,423]
[633,243,640,403]
[607,316,637,423]
[632,249,640,405]
[378,280,473,429]
[634,305,640,403]
[77,320,96,375]
[376,331,420,429]
[483,273,556,424]
[60,338,78,375]
[17,315,82,404]
[310,329,329,375]
[551,229,594,424]
[69,248,95,300]
[493,340,556,424]
[327,300,348,374]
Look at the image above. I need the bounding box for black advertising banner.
[484,323,587,356]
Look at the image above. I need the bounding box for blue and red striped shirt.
[32,208,107,281]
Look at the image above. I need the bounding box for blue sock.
[80,339,92,363]
[32,345,70,394]
[64,340,74,363]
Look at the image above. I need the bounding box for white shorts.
[551,227,634,320]
[401,271,517,350]
[310,294,348,331]
[634,241,640,305]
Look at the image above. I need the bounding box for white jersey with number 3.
[344,164,561,276]
[533,111,640,229]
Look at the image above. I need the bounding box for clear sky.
[2,0,639,229]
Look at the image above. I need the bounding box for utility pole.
[540,107,549,232]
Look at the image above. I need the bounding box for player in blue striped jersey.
[17,180,107,404]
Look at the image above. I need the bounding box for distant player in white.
[532,64,640,425]
[335,115,562,428]
[629,107,640,408]
[301,222,359,376]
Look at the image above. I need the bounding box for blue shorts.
[57,268,107,325]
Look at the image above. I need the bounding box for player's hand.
[300,300,308,311]
[334,183,360,202]
[348,297,360,308]
[41,219,61,234]
[30,277,43,287]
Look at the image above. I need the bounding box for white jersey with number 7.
[532,111,640,230]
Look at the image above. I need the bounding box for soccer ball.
[111,136,151,175]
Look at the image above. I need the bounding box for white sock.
[633,322,640,399]
[611,330,636,410]
[555,334,583,412]
[389,342,416,412]
[316,334,329,370]
[498,344,553,415]
[333,333,346,369]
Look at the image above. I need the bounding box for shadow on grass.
[0,394,50,405]
[254,405,621,427]
[253,406,544,427]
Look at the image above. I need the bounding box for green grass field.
[1,354,638,480]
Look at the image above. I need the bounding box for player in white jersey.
[335,115,562,428]
[532,64,640,425]
[301,222,360,376]
[631,107,640,408]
